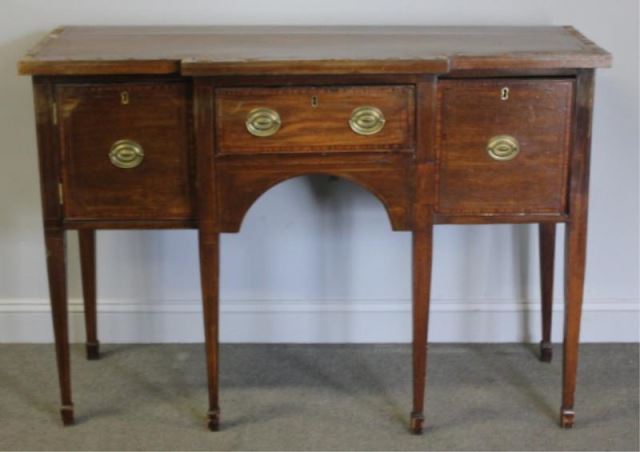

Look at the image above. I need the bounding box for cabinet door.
[57,82,193,220]
[436,79,574,215]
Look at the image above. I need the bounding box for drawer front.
[215,86,415,154]
[57,82,193,220]
[436,79,574,215]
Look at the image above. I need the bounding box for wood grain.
[410,77,438,435]
[215,153,414,233]
[34,78,74,425]
[561,69,595,429]
[433,213,568,224]
[45,228,74,426]
[194,78,221,431]
[32,79,62,229]
[436,78,574,215]
[18,26,611,76]
[57,81,194,220]
[216,86,414,154]
[410,204,433,435]
[21,26,608,432]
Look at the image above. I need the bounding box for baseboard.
[0,298,637,343]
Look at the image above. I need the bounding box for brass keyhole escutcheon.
[109,139,144,169]
[487,135,520,161]
[246,108,281,137]
[500,87,510,101]
[311,95,319,107]
[120,91,130,105]
[349,106,386,136]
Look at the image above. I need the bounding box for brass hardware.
[120,91,130,105]
[57,182,64,205]
[109,139,144,169]
[51,102,58,125]
[501,87,510,101]
[311,95,319,107]
[487,135,520,161]
[349,106,386,136]
[245,108,281,137]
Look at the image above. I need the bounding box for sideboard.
[18,25,611,433]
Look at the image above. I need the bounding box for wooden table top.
[19,25,611,76]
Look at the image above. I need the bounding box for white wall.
[0,0,637,343]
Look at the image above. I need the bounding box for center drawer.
[215,86,415,154]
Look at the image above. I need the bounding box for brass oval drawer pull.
[246,108,281,137]
[109,139,144,169]
[487,135,520,161]
[349,106,386,136]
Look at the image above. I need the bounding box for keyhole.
[311,95,319,108]
[500,87,509,101]
[121,91,130,105]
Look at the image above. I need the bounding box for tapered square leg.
[79,229,100,360]
[45,228,74,426]
[561,219,587,428]
[539,223,556,362]
[194,79,221,431]
[199,230,220,431]
[410,206,433,435]
[560,69,594,429]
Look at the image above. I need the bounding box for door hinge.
[57,182,64,205]
[51,102,58,125]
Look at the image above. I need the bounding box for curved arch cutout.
[216,168,412,233]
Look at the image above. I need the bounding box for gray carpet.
[0,344,637,451]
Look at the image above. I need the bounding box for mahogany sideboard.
[18,26,611,433]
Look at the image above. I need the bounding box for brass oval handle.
[109,139,144,169]
[487,135,520,161]
[349,106,386,136]
[246,108,281,137]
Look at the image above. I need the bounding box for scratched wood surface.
[18,26,611,75]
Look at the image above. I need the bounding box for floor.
[0,343,637,451]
